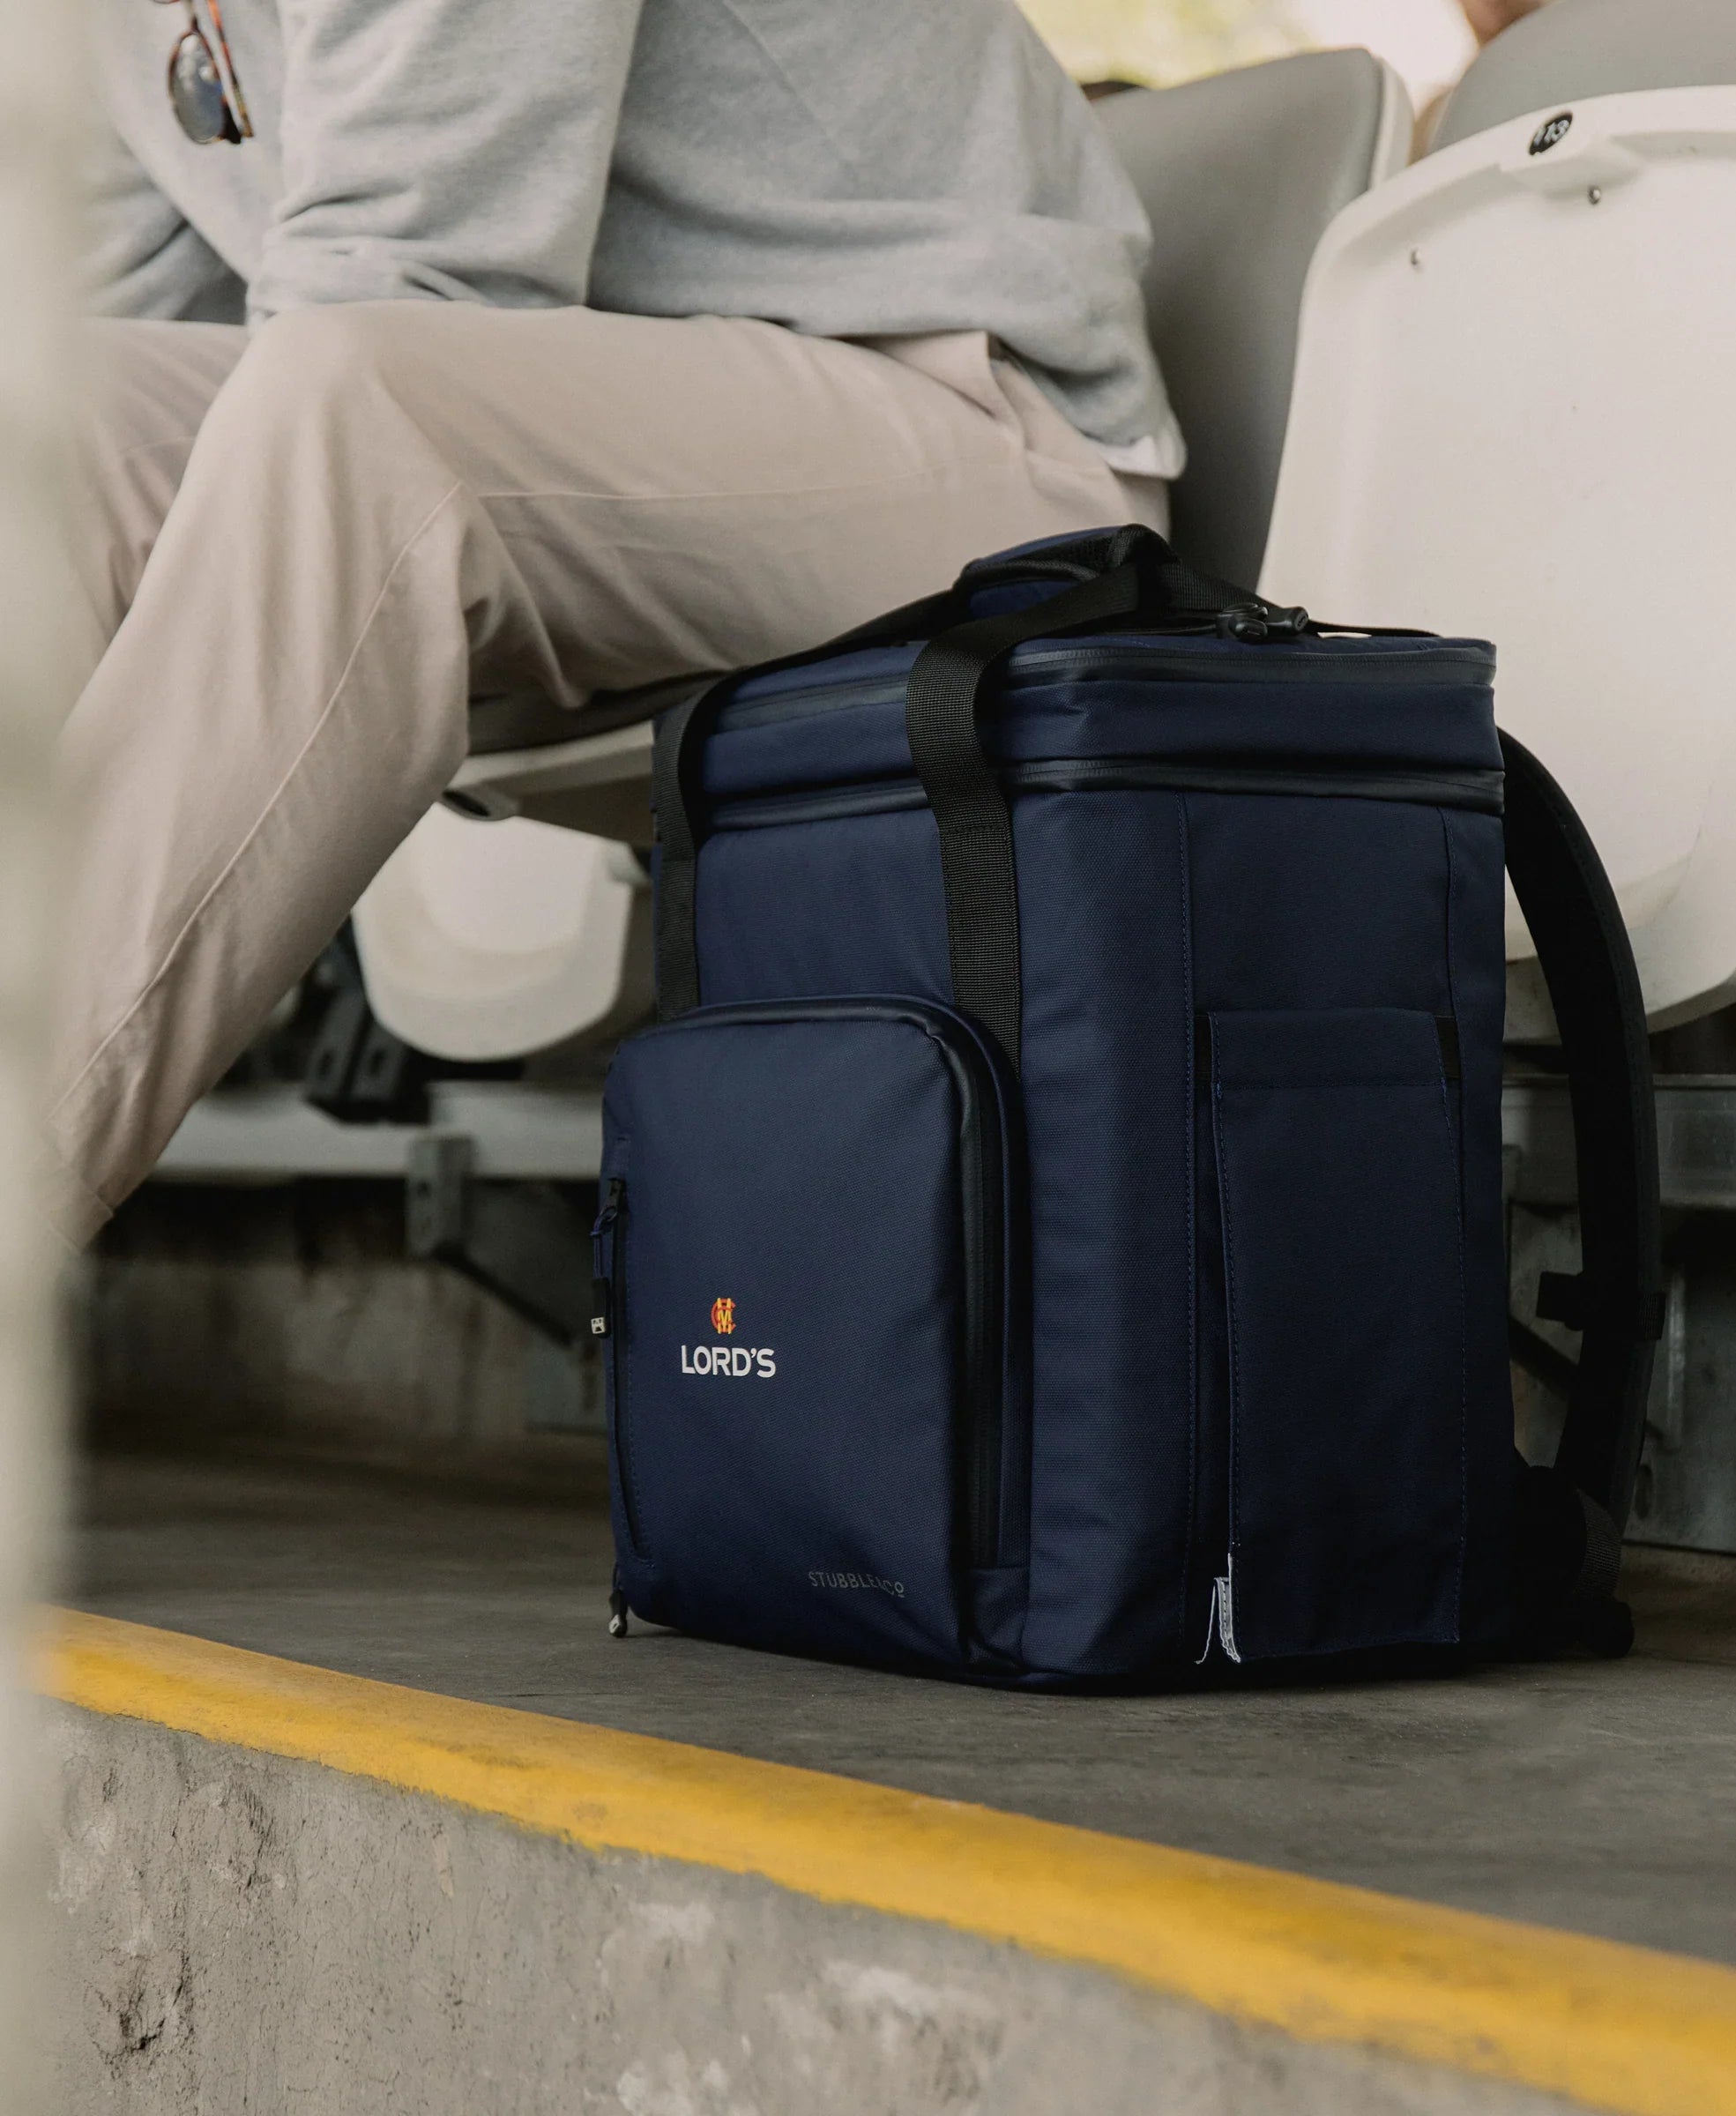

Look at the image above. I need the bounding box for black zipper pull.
[608,1565,630,1638]
[590,1178,624,1339]
[1217,601,1311,643]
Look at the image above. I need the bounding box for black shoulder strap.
[1500,730,1663,1648]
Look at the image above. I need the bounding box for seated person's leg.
[44,299,1144,1244]
[69,319,245,687]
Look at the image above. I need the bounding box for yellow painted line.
[40,1607,1736,2116]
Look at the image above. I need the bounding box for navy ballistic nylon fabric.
[1007,792,1195,1673]
[697,811,953,1008]
[607,622,1513,1683]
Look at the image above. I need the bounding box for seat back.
[1099,50,1409,585]
[1260,81,1736,1032]
[1433,0,1736,153]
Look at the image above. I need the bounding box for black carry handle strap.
[652,678,725,1023]
[1501,731,1663,1597]
[655,523,1267,1039]
[901,557,1154,1066]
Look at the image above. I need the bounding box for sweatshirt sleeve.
[250,0,647,320]
[81,114,247,324]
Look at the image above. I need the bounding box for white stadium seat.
[351,806,648,1062]
[1259,78,1736,1032]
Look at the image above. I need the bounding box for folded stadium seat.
[1430,0,1736,151]
[1098,49,1409,587]
[1257,0,1736,1034]
[349,49,1411,1064]
[346,690,679,1065]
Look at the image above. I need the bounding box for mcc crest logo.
[682,1296,773,1377]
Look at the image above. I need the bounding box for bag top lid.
[701,629,1499,806]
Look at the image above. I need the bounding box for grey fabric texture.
[1098,52,1394,588]
[1434,0,1736,152]
[81,0,1179,457]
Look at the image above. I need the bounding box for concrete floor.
[67,1447,1736,1969]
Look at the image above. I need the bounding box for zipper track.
[950,1029,1003,1568]
[707,759,1504,831]
[599,1183,648,1560]
[719,642,1493,733]
[1009,643,1493,680]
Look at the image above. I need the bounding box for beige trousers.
[48,303,1159,1244]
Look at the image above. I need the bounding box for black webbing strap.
[652,674,734,1024]
[1509,1454,1634,1658]
[901,562,1153,1067]
[1501,731,1663,1542]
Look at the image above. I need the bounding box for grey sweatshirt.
[83,0,1182,464]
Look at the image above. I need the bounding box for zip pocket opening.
[1205,1008,1469,1663]
[705,760,1504,832]
[715,642,1494,734]
[948,1028,1006,1568]
[592,1176,648,1563]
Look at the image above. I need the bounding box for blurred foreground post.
[0,0,78,2104]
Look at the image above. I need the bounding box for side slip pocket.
[594,999,1021,1673]
[1209,1009,1465,1661]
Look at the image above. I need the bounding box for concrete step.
[39,1453,1736,2114]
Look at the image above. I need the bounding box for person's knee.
[220,302,428,433]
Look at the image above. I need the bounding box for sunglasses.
[153,0,253,145]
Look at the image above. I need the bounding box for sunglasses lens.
[168,32,232,145]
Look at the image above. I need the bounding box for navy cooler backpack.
[593,526,1661,1687]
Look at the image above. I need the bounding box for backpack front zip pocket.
[1201,1007,1468,1663]
[598,997,1024,1673]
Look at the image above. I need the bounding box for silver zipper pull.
[1215,1556,1242,1665]
[1196,1558,1244,1667]
[1195,1578,1222,1666]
